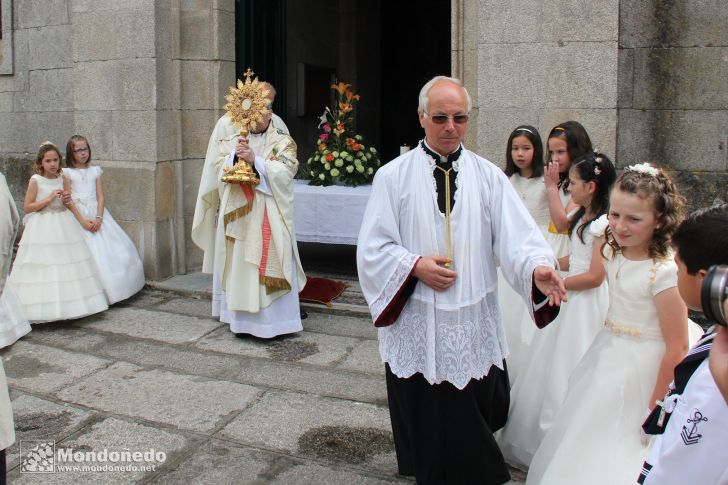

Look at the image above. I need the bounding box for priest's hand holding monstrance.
[220,68,271,186]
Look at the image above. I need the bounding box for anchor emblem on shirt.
[680,409,708,445]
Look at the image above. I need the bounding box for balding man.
[357,76,565,484]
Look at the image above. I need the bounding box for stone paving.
[1,273,526,484]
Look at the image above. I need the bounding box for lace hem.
[379,292,508,390]
[369,252,420,322]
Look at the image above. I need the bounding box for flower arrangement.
[305,82,380,186]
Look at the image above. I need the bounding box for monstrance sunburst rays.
[221,68,271,186]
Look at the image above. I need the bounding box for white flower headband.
[625,162,659,177]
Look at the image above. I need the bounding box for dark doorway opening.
[235,0,288,117]
[379,0,452,161]
[235,0,451,166]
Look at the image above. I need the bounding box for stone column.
[68,0,235,279]
[178,0,237,274]
[69,1,172,279]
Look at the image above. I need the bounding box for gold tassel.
[259,275,291,294]
[223,203,253,226]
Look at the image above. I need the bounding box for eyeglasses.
[73,147,90,154]
[424,111,469,124]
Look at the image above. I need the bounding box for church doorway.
[236,0,452,164]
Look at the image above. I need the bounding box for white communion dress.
[497,174,551,382]
[0,171,30,347]
[526,252,701,485]
[498,215,609,468]
[543,186,572,260]
[65,166,145,303]
[9,174,108,322]
[0,284,31,348]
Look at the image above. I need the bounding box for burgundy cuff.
[374,257,421,327]
[532,280,560,329]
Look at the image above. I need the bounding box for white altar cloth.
[293,179,372,245]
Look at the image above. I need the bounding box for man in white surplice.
[356,76,566,484]
[192,84,306,338]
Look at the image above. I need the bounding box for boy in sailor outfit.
[639,204,728,485]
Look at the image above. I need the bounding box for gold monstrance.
[221,68,271,186]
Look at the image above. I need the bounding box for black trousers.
[385,363,511,485]
[1,449,6,485]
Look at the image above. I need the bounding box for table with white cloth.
[292,179,372,245]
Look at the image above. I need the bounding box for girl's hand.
[61,190,72,205]
[82,219,95,231]
[47,189,63,204]
[544,162,560,190]
[89,219,102,232]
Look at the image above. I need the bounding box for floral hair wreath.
[625,162,659,177]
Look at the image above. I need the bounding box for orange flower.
[331,82,351,95]
[345,137,355,146]
[325,153,334,162]
[319,143,327,151]
[352,143,362,151]
[339,102,352,113]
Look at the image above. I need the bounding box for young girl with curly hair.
[526,163,701,485]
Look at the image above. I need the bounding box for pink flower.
[319,133,329,142]
[323,123,331,133]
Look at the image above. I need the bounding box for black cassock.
[386,363,511,484]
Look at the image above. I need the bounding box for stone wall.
[454,0,620,167]
[0,0,235,279]
[618,0,728,210]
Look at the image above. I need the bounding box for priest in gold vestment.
[192,91,305,338]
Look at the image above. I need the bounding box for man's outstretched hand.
[534,265,567,306]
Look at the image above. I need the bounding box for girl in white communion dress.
[497,125,550,382]
[498,152,616,469]
[526,164,701,485]
[64,135,144,303]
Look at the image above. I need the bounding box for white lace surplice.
[357,146,555,390]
